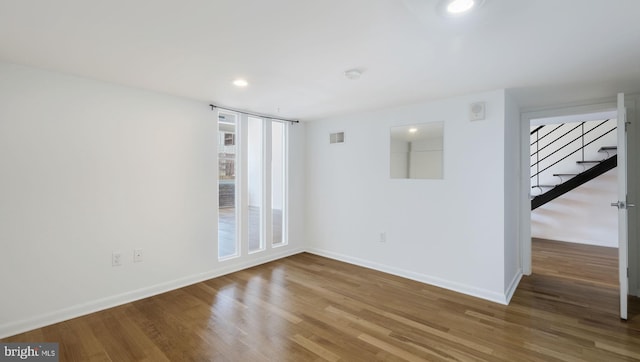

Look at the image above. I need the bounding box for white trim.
[519,97,618,276]
[505,270,523,304]
[238,113,248,256]
[520,97,617,118]
[274,120,289,247]
[0,247,303,339]
[520,109,533,275]
[617,93,628,320]
[306,247,510,305]
[263,119,272,251]
[1,245,523,339]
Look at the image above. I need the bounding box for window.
[218,112,239,259]
[271,121,287,246]
[247,117,264,253]
[217,112,289,259]
[224,133,235,146]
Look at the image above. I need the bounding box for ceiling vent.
[329,132,345,144]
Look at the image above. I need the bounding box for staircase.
[530,119,617,210]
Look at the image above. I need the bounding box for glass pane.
[390,122,444,179]
[218,112,238,259]
[248,117,264,252]
[272,121,286,245]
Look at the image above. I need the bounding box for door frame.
[519,98,618,275]
[617,93,629,319]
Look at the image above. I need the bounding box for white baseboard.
[306,247,510,305]
[0,247,304,339]
[1,246,520,339]
[505,269,523,304]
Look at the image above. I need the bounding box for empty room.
[1,0,640,361]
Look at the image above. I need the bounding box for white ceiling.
[1,0,639,121]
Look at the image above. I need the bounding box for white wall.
[287,122,306,246]
[305,89,514,304]
[532,169,618,247]
[504,91,522,298]
[0,62,305,338]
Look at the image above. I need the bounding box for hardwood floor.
[4,240,640,361]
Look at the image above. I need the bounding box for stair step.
[598,146,617,152]
[576,160,602,164]
[532,155,617,210]
[531,185,556,188]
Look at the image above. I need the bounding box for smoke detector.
[344,69,362,80]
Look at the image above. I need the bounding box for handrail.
[530,125,544,135]
[531,119,611,167]
[530,118,617,208]
[530,124,564,146]
[530,126,616,179]
[530,123,583,157]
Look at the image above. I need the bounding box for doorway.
[519,99,630,318]
[530,113,618,249]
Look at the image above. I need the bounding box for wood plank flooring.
[4,240,640,361]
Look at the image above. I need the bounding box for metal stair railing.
[529,119,617,209]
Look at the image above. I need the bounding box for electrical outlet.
[379,232,386,243]
[112,252,122,267]
[133,248,143,263]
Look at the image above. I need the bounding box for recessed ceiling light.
[409,128,418,133]
[447,0,475,14]
[439,0,484,17]
[233,79,248,87]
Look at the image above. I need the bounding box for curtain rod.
[210,104,299,124]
